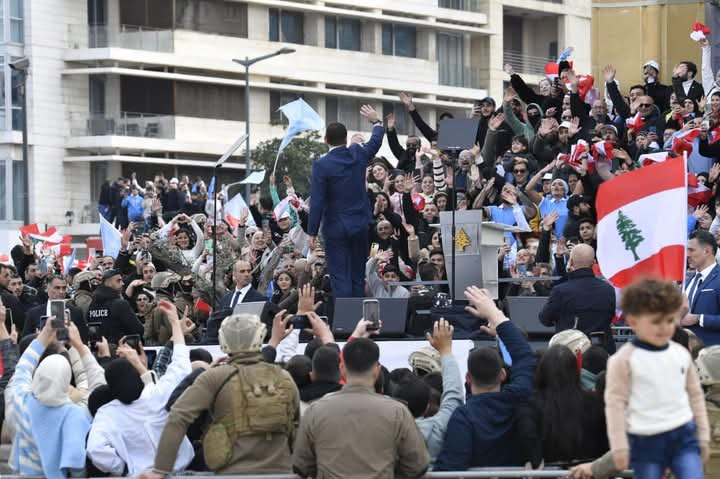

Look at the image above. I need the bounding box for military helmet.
[73,270,97,289]
[151,271,182,289]
[549,329,591,356]
[408,346,441,375]
[219,314,267,355]
[697,345,720,385]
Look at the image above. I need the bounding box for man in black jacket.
[672,61,704,104]
[539,244,616,352]
[87,269,144,344]
[642,60,671,112]
[0,263,25,332]
[161,177,188,222]
[22,275,88,341]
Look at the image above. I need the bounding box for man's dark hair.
[343,338,379,376]
[386,368,414,396]
[304,337,325,360]
[189,348,213,364]
[48,275,66,286]
[690,230,718,255]
[629,84,646,94]
[259,196,274,212]
[326,122,348,147]
[582,345,609,375]
[429,248,444,259]
[375,365,390,394]
[382,264,400,276]
[418,263,437,281]
[577,217,595,228]
[423,371,443,395]
[391,375,430,418]
[681,61,698,78]
[312,345,341,383]
[467,347,504,387]
[286,354,312,389]
[439,112,454,121]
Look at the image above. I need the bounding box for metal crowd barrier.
[0,471,634,478]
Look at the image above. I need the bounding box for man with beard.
[87,269,144,344]
[642,60,671,111]
[672,61,704,104]
[0,263,25,331]
[603,66,665,135]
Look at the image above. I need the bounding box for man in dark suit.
[308,105,384,298]
[672,61,704,104]
[681,231,720,345]
[22,275,89,341]
[539,244,617,352]
[219,260,267,309]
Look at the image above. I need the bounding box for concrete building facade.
[0,0,591,249]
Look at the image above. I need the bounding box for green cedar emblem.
[616,210,644,261]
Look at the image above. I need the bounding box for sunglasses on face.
[513,169,527,174]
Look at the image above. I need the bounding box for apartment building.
[0,0,590,249]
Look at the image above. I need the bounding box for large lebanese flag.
[596,156,687,288]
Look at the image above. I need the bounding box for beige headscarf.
[31,354,72,407]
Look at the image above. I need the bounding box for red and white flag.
[691,22,711,42]
[589,141,614,173]
[558,140,589,169]
[625,113,646,135]
[638,152,670,167]
[671,128,702,155]
[224,193,256,229]
[596,156,687,288]
[688,172,713,207]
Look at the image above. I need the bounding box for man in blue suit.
[681,231,720,345]
[308,105,384,298]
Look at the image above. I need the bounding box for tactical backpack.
[202,360,296,470]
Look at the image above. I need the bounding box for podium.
[438,211,525,299]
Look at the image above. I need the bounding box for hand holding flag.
[273,98,325,175]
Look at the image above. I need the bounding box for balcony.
[504,51,555,77]
[70,112,175,139]
[439,64,482,90]
[68,24,174,52]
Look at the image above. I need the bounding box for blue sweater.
[11,340,91,479]
[434,321,536,471]
[121,194,145,221]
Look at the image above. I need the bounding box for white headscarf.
[31,354,72,407]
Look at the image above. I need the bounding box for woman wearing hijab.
[7,318,91,478]
[87,300,193,477]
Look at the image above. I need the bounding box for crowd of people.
[1,43,720,477]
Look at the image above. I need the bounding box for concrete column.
[247,4,269,41]
[304,12,323,47]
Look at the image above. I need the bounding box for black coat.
[539,268,616,352]
[23,302,89,342]
[87,285,144,344]
[0,288,25,333]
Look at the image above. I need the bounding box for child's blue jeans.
[629,420,703,479]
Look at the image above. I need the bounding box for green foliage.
[616,210,644,261]
[252,132,327,196]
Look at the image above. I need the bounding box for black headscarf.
[104,358,144,405]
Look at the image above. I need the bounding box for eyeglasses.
[513,169,527,174]
[136,297,149,302]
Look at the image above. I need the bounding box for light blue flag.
[100,216,122,259]
[273,98,325,174]
[208,176,216,195]
[63,249,76,274]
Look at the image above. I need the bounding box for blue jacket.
[687,264,720,345]
[434,321,536,471]
[539,268,617,353]
[121,194,144,221]
[308,125,384,239]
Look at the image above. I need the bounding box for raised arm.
[603,65,631,119]
[400,92,437,142]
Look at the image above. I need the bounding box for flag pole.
[683,150,689,288]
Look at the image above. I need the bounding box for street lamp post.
[10,58,30,224]
[232,47,295,200]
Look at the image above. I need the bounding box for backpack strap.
[208,367,240,422]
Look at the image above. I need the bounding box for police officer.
[87,269,143,344]
[139,313,299,478]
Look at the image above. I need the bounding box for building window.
[9,0,21,43]
[382,24,416,58]
[326,96,362,132]
[382,101,416,136]
[0,55,25,131]
[269,8,304,44]
[175,0,248,38]
[325,16,360,51]
[89,76,106,115]
[438,33,467,87]
[0,158,25,221]
[175,81,245,121]
[270,91,303,125]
